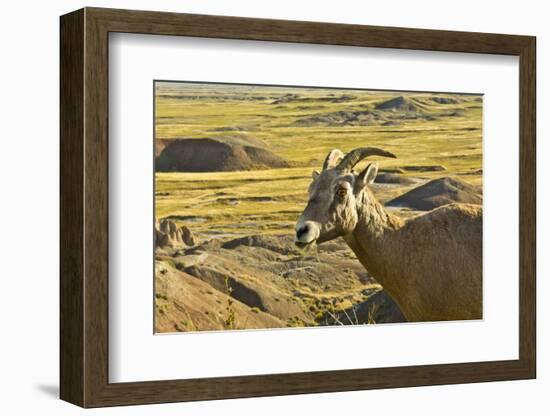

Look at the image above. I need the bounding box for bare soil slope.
[387,176,482,210]
[155,262,283,332]
[156,136,291,172]
[375,95,422,112]
[155,233,403,331]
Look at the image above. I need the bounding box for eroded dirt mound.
[387,177,482,210]
[375,173,417,185]
[271,93,356,105]
[271,93,299,104]
[156,136,291,172]
[293,110,385,127]
[401,165,446,172]
[431,96,460,104]
[293,97,434,127]
[375,96,422,112]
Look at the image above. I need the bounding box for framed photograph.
[60,7,536,408]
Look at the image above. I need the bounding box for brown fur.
[296,164,482,322]
[345,187,482,321]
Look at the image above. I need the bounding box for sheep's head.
[295,147,396,248]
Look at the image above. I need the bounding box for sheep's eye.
[336,187,347,198]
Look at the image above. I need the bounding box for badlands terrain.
[154,82,483,332]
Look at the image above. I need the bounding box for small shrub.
[223,276,236,330]
[180,320,195,331]
[367,304,379,324]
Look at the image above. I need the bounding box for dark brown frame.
[60,7,536,408]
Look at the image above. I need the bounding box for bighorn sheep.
[295,148,482,322]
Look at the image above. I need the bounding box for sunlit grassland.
[155,168,311,236]
[155,82,482,236]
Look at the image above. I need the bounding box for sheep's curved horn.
[337,147,396,171]
[322,149,344,171]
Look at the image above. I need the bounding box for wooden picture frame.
[60,7,536,408]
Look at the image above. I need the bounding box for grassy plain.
[155,82,482,237]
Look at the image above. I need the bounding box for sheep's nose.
[296,224,310,239]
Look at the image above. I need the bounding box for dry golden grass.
[155,82,482,236]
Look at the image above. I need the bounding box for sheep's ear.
[312,170,320,180]
[358,163,378,187]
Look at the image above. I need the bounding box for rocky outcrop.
[155,218,197,248]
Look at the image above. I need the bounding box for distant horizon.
[154,79,484,97]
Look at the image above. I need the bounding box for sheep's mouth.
[294,240,317,251]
